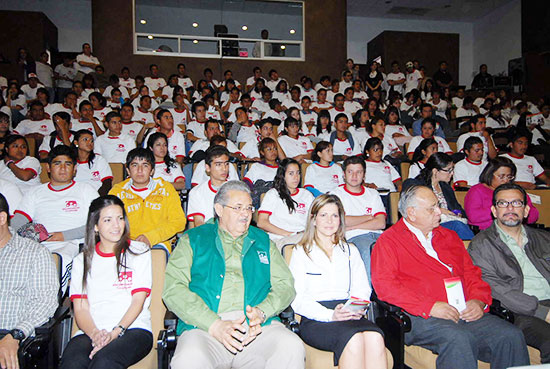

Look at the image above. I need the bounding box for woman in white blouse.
[289,194,387,369]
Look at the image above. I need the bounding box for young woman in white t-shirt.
[363,137,402,191]
[73,130,113,196]
[304,141,344,194]
[60,195,152,369]
[314,110,332,141]
[243,137,280,208]
[277,117,313,163]
[258,158,314,244]
[147,132,185,191]
[384,106,412,147]
[0,135,41,193]
[409,138,438,179]
[350,109,370,148]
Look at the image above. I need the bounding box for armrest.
[278,306,299,334]
[489,298,514,324]
[34,305,70,336]
[164,310,178,330]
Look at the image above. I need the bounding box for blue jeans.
[405,313,529,369]
[349,232,380,281]
[441,220,474,240]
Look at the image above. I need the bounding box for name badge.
[444,277,466,312]
[257,251,269,264]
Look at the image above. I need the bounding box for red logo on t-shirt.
[384,166,391,173]
[301,142,308,148]
[129,130,135,135]
[297,203,307,214]
[63,200,80,212]
[365,207,373,215]
[527,165,533,173]
[116,144,126,152]
[92,171,100,179]
[114,271,133,289]
[332,174,339,183]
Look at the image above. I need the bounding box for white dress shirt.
[403,218,451,272]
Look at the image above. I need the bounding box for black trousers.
[59,328,152,369]
[514,300,550,363]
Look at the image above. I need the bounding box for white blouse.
[289,242,371,322]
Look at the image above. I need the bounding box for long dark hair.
[353,109,369,129]
[311,141,331,163]
[384,106,401,125]
[418,152,453,186]
[147,132,176,173]
[71,129,96,168]
[3,134,28,158]
[316,110,332,136]
[82,196,136,292]
[479,156,517,186]
[412,138,437,163]
[273,158,301,212]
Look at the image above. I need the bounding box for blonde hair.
[297,194,347,258]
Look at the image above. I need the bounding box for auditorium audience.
[61,195,152,369]
[289,194,387,368]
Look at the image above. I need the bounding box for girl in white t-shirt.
[409,137,438,179]
[147,132,185,191]
[243,137,280,208]
[363,137,402,191]
[278,117,313,163]
[73,130,113,196]
[350,109,370,149]
[61,196,152,369]
[0,135,41,193]
[384,106,412,147]
[89,92,112,123]
[258,158,314,244]
[314,111,332,141]
[366,117,401,159]
[304,141,344,194]
[407,119,453,160]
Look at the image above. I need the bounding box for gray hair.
[213,180,252,219]
[398,185,428,218]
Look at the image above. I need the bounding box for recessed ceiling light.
[280,45,286,50]
[147,35,154,39]
[140,19,147,24]
[241,25,248,31]
[193,40,199,44]
[192,22,199,28]
[152,50,157,53]
[289,29,296,34]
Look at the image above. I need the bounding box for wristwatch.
[9,329,25,342]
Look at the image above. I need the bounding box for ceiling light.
[193,40,199,44]
[147,35,154,39]
[152,50,157,53]
[280,45,286,50]
[289,29,296,34]
[242,25,248,31]
[140,19,147,24]
[192,22,199,28]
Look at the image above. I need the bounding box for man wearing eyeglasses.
[469,182,550,363]
[163,180,305,369]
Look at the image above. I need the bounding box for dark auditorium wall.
[91,0,347,84]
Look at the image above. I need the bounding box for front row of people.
[0,179,547,368]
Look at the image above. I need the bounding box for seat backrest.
[281,243,296,265]
[389,192,400,224]
[26,137,37,158]
[300,163,309,184]
[526,190,550,227]
[238,142,245,150]
[400,162,410,181]
[109,163,125,185]
[448,141,457,153]
[40,163,49,183]
[455,190,467,209]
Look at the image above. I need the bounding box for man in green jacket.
[163,180,305,369]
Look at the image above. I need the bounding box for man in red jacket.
[372,185,529,369]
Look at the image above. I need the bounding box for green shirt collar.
[495,221,527,249]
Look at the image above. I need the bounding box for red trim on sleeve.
[187,212,204,221]
[132,288,151,297]
[191,182,198,187]
[23,168,38,177]
[243,177,252,185]
[38,150,49,154]
[14,210,32,222]
[70,294,88,301]
[307,149,314,153]
[535,172,545,178]
[304,184,313,188]
[258,210,272,215]
[175,155,185,158]
[373,212,387,217]
[392,177,402,183]
[101,176,114,182]
[454,180,468,187]
[173,176,185,182]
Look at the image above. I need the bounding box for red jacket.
[371,219,492,318]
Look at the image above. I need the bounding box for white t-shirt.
[0,156,41,193]
[75,53,100,74]
[405,70,422,93]
[273,91,291,103]
[0,178,22,215]
[407,135,452,155]
[456,107,475,119]
[332,136,361,157]
[176,77,193,90]
[328,108,352,123]
[75,156,114,190]
[144,130,185,160]
[54,64,77,89]
[38,133,75,155]
[69,241,152,335]
[119,77,135,90]
[21,83,45,102]
[132,109,155,125]
[311,101,332,111]
[36,62,53,88]
[304,163,344,193]
[278,135,313,158]
[71,119,97,137]
[227,110,260,124]
[169,108,189,127]
[103,85,129,100]
[330,184,386,239]
[15,181,98,233]
[13,119,55,136]
[453,159,487,187]
[408,162,425,179]
[94,134,136,163]
[240,139,261,159]
[386,72,405,95]
[243,163,278,185]
[131,97,159,111]
[186,120,207,140]
[93,107,112,122]
[190,160,239,187]
[500,153,544,184]
[187,179,220,222]
[281,99,301,110]
[251,99,270,114]
[339,81,352,94]
[258,188,314,240]
[144,77,166,91]
[121,122,143,141]
[452,97,464,109]
[48,103,72,117]
[385,124,411,138]
[456,131,492,161]
[300,111,318,126]
[188,139,239,156]
[344,101,362,116]
[353,91,369,104]
[364,160,401,192]
[430,99,449,119]
[153,161,185,184]
[236,124,258,144]
[266,78,284,92]
[263,109,286,124]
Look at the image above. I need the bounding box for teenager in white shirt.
[407,118,453,160]
[289,194,387,369]
[187,146,231,226]
[456,115,497,161]
[176,63,193,92]
[143,109,186,164]
[304,141,344,194]
[218,70,241,91]
[144,64,166,93]
[61,195,152,369]
[262,99,287,127]
[133,96,155,125]
[330,156,386,272]
[245,67,262,91]
[314,111,333,141]
[363,137,401,192]
[240,120,285,161]
[300,96,318,135]
[147,132,185,191]
[258,158,314,247]
[501,133,550,189]
[339,71,353,94]
[13,101,55,139]
[329,94,353,124]
[343,87,362,116]
[429,89,448,119]
[251,87,272,114]
[95,112,136,163]
[278,117,313,163]
[186,101,209,143]
[404,62,422,94]
[328,114,361,159]
[0,135,41,193]
[272,79,291,103]
[72,101,105,138]
[243,137,280,208]
[409,138,438,179]
[453,136,487,188]
[88,92,112,123]
[103,75,130,102]
[452,87,465,108]
[119,67,135,90]
[366,117,401,160]
[266,69,284,91]
[131,86,159,111]
[75,43,100,75]
[160,75,179,102]
[386,61,406,96]
[300,78,317,102]
[456,96,476,127]
[38,112,74,160]
[169,94,191,130]
[383,106,412,148]
[249,78,267,101]
[73,129,113,195]
[312,88,332,113]
[119,103,146,144]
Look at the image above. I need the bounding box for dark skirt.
[298,300,384,366]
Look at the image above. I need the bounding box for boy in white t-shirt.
[329,113,361,159]
[343,87,362,116]
[277,118,313,163]
[456,115,497,161]
[299,96,318,133]
[120,103,146,143]
[119,67,135,90]
[133,96,155,124]
[453,136,487,188]
[143,109,186,164]
[144,64,166,93]
[500,133,550,189]
[386,61,406,96]
[330,156,386,277]
[328,94,352,123]
[13,101,55,139]
[176,63,193,91]
[186,101,209,143]
[94,112,136,163]
[363,137,401,192]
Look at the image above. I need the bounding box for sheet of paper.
[444,277,467,312]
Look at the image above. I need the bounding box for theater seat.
[40,162,49,183]
[400,162,410,181]
[109,163,125,185]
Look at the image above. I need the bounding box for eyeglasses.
[224,204,255,213]
[495,200,524,208]
[494,174,515,181]
[440,167,454,173]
